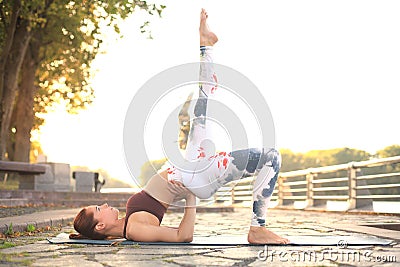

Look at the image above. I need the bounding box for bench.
[0,160,47,175]
[0,160,71,191]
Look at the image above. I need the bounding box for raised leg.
[166,8,218,182]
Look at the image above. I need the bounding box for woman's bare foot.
[248,226,290,244]
[199,8,218,46]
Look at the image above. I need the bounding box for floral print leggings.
[166,46,281,227]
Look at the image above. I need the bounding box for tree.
[0,0,165,161]
[0,0,33,160]
[279,149,304,172]
[302,147,370,167]
[377,145,400,158]
[376,145,400,173]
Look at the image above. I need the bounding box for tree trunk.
[0,19,32,160]
[6,109,16,161]
[13,36,41,162]
[0,0,21,102]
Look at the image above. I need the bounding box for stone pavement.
[0,207,399,266]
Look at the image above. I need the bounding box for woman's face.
[87,203,119,224]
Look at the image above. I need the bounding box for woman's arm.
[126,188,197,242]
[176,193,196,242]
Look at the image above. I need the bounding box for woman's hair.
[69,208,108,240]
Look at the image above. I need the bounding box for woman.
[71,9,289,244]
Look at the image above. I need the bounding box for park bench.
[0,160,47,175]
[0,161,105,192]
[0,160,71,191]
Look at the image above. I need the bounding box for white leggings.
[166,46,281,227]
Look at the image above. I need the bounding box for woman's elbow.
[178,234,193,243]
[183,236,193,243]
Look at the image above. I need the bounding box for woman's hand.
[168,180,196,205]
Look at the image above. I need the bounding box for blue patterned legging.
[166,46,281,227]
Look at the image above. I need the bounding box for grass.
[0,178,19,190]
[4,223,14,236]
[26,225,35,233]
[0,241,16,249]
[0,252,33,266]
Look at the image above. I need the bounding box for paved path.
[0,207,399,266]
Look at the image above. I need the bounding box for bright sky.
[38,0,400,185]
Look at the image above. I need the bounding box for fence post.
[306,173,314,208]
[277,175,284,207]
[348,162,357,210]
[231,187,235,205]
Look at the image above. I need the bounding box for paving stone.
[60,246,118,254]
[32,255,102,267]
[95,253,164,262]
[206,246,261,259]
[30,251,62,257]
[1,243,67,254]
[371,263,399,267]
[250,260,338,267]
[96,254,188,266]
[95,258,181,267]
[1,206,399,266]
[117,246,211,255]
[164,254,240,266]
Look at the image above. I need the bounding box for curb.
[0,209,80,234]
[0,216,75,234]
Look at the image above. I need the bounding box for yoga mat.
[47,233,393,246]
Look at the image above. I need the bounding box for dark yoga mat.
[47,233,393,246]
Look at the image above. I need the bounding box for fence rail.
[212,155,400,211]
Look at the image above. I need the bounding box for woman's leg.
[183,45,217,162]
[169,9,289,244]
[166,8,218,182]
[168,47,219,190]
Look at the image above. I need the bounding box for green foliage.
[377,145,400,158]
[280,147,371,172]
[376,145,400,174]
[280,149,305,172]
[0,178,19,190]
[0,241,16,249]
[31,0,166,123]
[0,252,33,266]
[280,146,400,197]
[26,224,35,232]
[4,223,13,236]
[0,0,166,131]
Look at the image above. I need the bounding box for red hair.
[69,208,108,240]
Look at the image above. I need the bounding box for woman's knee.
[188,187,214,199]
[261,148,281,172]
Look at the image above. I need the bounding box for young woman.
[71,9,289,245]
